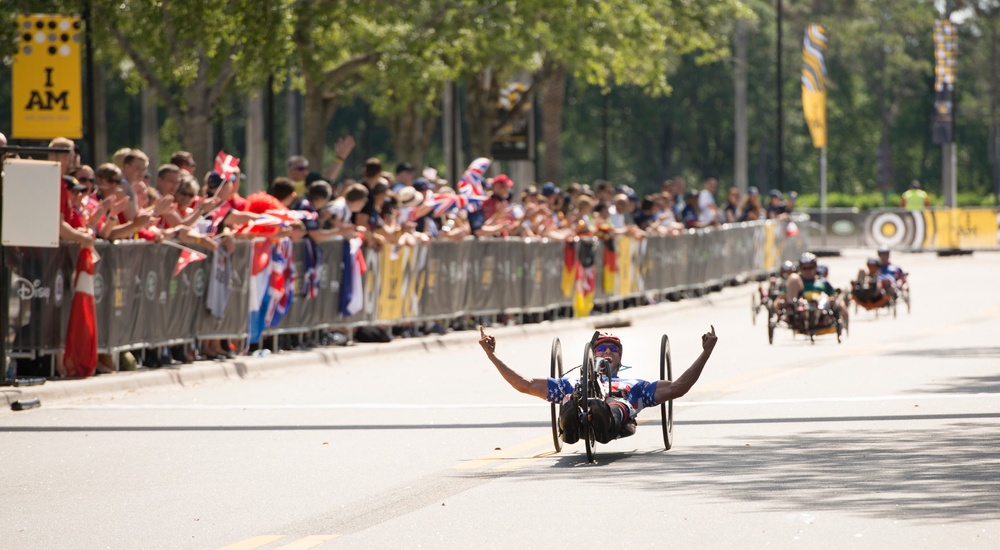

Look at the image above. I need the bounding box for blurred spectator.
[698,177,720,225]
[393,162,415,192]
[169,151,196,176]
[766,189,789,220]
[787,191,798,214]
[482,174,513,219]
[723,187,741,223]
[740,187,764,221]
[680,189,705,229]
[287,155,310,195]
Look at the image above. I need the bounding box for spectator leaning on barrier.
[698,177,720,225]
[739,186,764,221]
[723,186,741,224]
[766,189,789,220]
[680,189,703,229]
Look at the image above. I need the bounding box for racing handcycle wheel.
[580,342,598,464]
[549,337,564,453]
[660,334,674,450]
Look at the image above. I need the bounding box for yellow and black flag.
[933,20,957,145]
[801,23,828,149]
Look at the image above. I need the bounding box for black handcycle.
[549,333,674,464]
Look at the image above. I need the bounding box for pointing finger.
[710,325,716,335]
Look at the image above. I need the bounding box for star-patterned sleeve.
[547,377,574,404]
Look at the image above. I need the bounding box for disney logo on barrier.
[11,275,51,301]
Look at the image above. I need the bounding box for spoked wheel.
[580,343,597,463]
[549,338,564,453]
[659,334,674,450]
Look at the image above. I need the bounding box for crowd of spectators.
[4,131,797,376]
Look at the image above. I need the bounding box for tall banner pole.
[933,19,958,208]
[802,23,828,244]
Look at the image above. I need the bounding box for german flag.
[561,240,577,298]
[573,240,596,318]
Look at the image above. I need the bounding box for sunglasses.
[800,264,817,270]
[595,343,620,353]
[76,177,94,183]
[295,165,309,171]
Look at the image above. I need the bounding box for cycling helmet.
[799,252,817,267]
[817,264,829,277]
[877,246,890,255]
[780,260,796,275]
[593,332,623,356]
[866,258,879,265]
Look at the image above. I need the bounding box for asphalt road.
[1,249,998,549]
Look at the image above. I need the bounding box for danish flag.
[214,150,240,183]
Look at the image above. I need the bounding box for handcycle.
[549,333,673,464]
[768,290,845,345]
[850,276,910,318]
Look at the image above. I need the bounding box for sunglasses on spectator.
[76,177,94,183]
[595,343,620,353]
[800,264,817,270]
[295,165,308,171]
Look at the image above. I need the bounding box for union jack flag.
[214,150,240,183]
[457,157,491,212]
[425,193,469,217]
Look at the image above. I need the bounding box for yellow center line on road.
[450,434,554,470]
[275,535,340,549]
[217,535,285,550]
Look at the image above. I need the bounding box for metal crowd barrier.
[4,220,807,357]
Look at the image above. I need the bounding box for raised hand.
[479,325,496,354]
[702,325,718,352]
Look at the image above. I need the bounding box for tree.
[88,0,292,170]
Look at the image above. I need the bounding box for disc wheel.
[659,334,674,450]
[549,338,564,453]
[581,343,597,463]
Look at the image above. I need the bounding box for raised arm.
[654,325,718,405]
[479,326,548,399]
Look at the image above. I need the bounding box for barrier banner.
[91,241,114,350]
[401,244,427,320]
[6,245,72,353]
[466,239,504,314]
[538,240,568,311]
[314,239,344,328]
[418,241,461,318]
[572,239,597,317]
[197,241,251,339]
[377,244,409,322]
[104,242,145,349]
[497,240,524,313]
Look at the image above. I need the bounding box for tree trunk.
[465,70,501,159]
[301,72,338,172]
[389,102,439,168]
[538,60,566,185]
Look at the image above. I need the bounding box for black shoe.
[587,399,617,444]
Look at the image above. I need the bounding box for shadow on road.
[499,421,1000,522]
[885,347,1000,359]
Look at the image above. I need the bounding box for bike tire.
[581,342,596,464]
[660,334,674,450]
[550,337,564,454]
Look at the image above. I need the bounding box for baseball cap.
[412,177,430,193]
[540,182,559,197]
[492,174,512,188]
[395,162,414,174]
[63,175,87,192]
[206,171,225,188]
[769,189,782,198]
[748,186,760,196]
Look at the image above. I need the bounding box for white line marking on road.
[46,393,1000,410]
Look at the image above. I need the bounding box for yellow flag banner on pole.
[801,23,827,149]
[12,14,84,139]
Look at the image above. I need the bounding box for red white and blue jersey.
[547,370,659,414]
[879,263,905,280]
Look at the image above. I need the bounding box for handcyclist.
[478,327,718,444]
[766,260,797,313]
[876,246,907,295]
[785,252,849,329]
